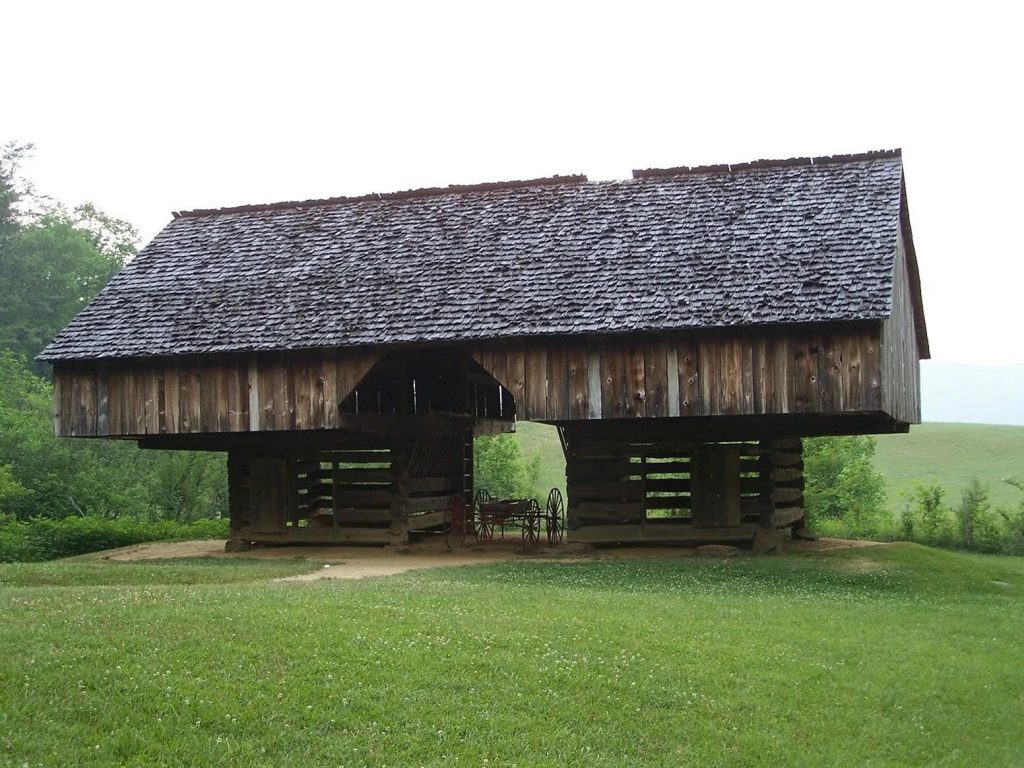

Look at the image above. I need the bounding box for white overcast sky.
[4,1,1021,366]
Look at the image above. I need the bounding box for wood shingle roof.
[39,150,928,361]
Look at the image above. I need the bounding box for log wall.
[227,418,472,545]
[564,432,805,543]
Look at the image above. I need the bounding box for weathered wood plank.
[690,446,741,527]
[585,345,602,419]
[793,338,817,413]
[642,341,667,418]
[570,479,643,499]
[145,365,161,434]
[162,365,179,434]
[248,458,288,533]
[600,345,629,418]
[566,344,589,420]
[524,345,547,420]
[772,506,805,527]
[505,347,526,415]
[246,355,259,432]
[257,355,275,430]
[199,364,219,433]
[52,368,64,436]
[227,361,245,432]
[677,340,698,416]
[546,345,569,420]
[768,336,791,414]
[274,355,292,431]
[626,346,646,418]
[775,487,803,504]
[665,345,680,417]
[819,335,843,413]
[293,354,311,430]
[96,364,109,436]
[864,331,882,411]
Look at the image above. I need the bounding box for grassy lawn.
[1,546,1022,766]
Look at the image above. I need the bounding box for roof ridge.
[632,148,902,180]
[173,174,589,219]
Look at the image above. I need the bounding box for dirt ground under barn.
[97,536,882,582]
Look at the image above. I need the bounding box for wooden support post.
[248,457,289,534]
[691,446,741,528]
[758,438,776,528]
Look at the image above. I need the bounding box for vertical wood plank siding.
[54,349,380,437]
[52,319,917,437]
[471,326,890,423]
[880,233,922,424]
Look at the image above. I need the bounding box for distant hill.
[512,421,1024,517]
[874,423,1024,514]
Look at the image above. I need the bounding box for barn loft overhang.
[41,149,928,546]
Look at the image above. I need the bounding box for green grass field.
[874,423,1024,514]
[1,546,1022,766]
[515,421,1024,517]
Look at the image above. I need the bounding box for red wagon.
[446,488,565,549]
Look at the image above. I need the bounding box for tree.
[803,435,887,533]
[0,142,33,244]
[0,143,137,373]
[474,434,541,500]
[0,351,227,522]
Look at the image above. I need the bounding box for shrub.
[998,478,1024,555]
[956,478,1001,552]
[0,516,229,562]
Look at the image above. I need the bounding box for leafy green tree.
[0,142,34,244]
[0,144,136,372]
[803,435,887,534]
[474,434,541,500]
[0,463,31,514]
[0,352,226,521]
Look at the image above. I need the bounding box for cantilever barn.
[40,150,927,547]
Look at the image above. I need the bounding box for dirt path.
[99,536,883,582]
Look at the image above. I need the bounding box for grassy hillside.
[1,546,1021,766]
[875,423,1024,514]
[514,420,567,498]
[514,421,1024,517]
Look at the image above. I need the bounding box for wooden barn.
[39,149,927,547]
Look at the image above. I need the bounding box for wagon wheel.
[545,487,565,544]
[445,494,468,546]
[521,499,541,549]
[474,489,493,542]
